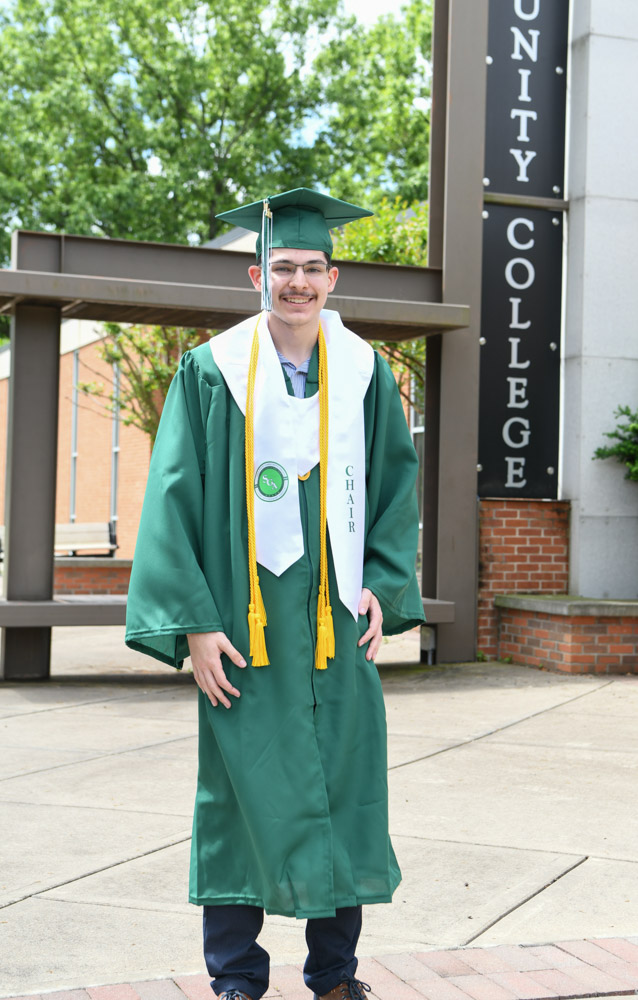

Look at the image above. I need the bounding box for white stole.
[209,310,374,619]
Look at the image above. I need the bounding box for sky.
[342,0,395,26]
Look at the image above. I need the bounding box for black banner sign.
[478,204,562,498]
[484,0,569,199]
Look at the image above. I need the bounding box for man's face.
[248,247,339,332]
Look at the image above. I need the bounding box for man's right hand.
[186,632,247,709]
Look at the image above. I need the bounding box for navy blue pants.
[203,904,362,1000]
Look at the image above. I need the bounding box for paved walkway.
[2,628,638,999]
[9,939,638,1000]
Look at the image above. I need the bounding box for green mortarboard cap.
[216,187,373,259]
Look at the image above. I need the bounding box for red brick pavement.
[6,939,638,1000]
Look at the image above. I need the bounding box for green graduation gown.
[125,331,425,919]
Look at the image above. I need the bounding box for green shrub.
[593,405,638,482]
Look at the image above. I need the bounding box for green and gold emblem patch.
[255,462,289,502]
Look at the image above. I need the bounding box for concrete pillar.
[562,1,638,599]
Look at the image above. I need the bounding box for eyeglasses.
[269,262,331,278]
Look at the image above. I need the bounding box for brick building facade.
[0,321,150,562]
[477,500,570,658]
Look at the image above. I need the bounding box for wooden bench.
[54,522,117,556]
[0,522,117,559]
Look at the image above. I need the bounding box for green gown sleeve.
[363,352,426,635]
[125,351,224,667]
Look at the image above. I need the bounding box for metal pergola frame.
[0,0,488,679]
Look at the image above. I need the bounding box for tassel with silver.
[261,198,273,312]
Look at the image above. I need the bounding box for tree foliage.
[593,405,638,483]
[0,0,342,264]
[332,196,428,266]
[332,197,428,407]
[0,0,433,428]
[312,0,432,204]
[0,0,432,266]
[78,323,202,445]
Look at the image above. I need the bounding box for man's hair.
[257,251,332,268]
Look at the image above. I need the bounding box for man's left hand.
[358,588,383,661]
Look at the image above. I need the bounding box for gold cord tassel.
[245,317,269,666]
[315,324,335,670]
[245,317,334,670]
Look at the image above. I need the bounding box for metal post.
[427,0,449,272]
[422,334,441,603]
[1,305,61,679]
[70,349,79,522]
[421,333,441,662]
[436,0,489,661]
[421,0,449,660]
[110,362,120,531]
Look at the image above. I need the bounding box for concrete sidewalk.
[2,628,638,998]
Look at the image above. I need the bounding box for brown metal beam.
[0,197,473,677]
[421,0,449,637]
[0,266,468,341]
[428,0,449,270]
[435,0,489,662]
[484,192,569,213]
[0,599,126,627]
[10,230,443,301]
[1,304,61,679]
[421,598,455,624]
[422,333,441,602]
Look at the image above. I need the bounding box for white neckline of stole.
[209,309,374,620]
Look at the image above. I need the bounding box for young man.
[125,188,425,1000]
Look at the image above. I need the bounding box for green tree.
[0,0,433,269]
[593,405,638,482]
[78,323,203,446]
[0,0,342,265]
[312,0,433,204]
[332,197,428,406]
[0,0,433,418]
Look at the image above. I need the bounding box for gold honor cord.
[245,318,335,670]
[245,316,269,666]
[315,323,335,670]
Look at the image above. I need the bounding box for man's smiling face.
[249,247,339,335]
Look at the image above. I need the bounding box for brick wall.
[0,371,7,521]
[56,349,74,524]
[498,607,638,674]
[117,413,152,560]
[478,499,570,657]
[0,339,150,560]
[66,343,150,559]
[54,560,132,595]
